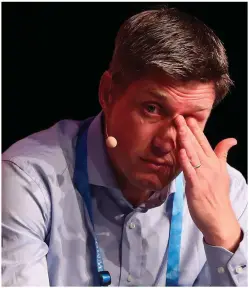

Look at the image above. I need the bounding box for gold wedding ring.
[193,163,201,169]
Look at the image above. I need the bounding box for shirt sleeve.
[202,169,248,286]
[2,160,50,286]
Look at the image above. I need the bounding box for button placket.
[217,267,225,274]
[125,216,142,285]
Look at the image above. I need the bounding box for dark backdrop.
[2,2,248,180]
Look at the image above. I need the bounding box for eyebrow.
[148,90,210,112]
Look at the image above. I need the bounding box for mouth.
[140,158,172,169]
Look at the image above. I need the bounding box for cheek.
[114,113,153,152]
[129,113,155,143]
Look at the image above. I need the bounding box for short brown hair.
[109,7,233,106]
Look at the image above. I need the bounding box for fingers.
[178,148,198,186]
[174,115,205,163]
[175,115,237,174]
[214,138,237,162]
[185,117,216,158]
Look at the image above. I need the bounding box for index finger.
[185,117,216,158]
[174,115,206,160]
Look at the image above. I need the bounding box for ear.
[99,70,114,112]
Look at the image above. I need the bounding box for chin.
[133,165,180,190]
[132,173,170,192]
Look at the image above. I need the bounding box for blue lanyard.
[74,117,184,286]
[166,173,184,286]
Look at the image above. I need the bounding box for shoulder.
[2,119,85,225]
[2,119,82,175]
[2,119,84,209]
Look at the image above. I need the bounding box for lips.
[141,158,171,166]
[144,160,165,166]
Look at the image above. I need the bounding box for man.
[2,7,247,286]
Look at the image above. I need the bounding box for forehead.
[127,78,216,111]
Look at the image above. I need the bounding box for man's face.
[104,76,215,193]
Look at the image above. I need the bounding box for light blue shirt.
[2,111,248,286]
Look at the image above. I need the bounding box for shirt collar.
[87,111,180,209]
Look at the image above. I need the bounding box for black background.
[2,2,248,180]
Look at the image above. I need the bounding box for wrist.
[204,226,243,253]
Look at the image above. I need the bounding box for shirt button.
[129,222,136,229]
[127,274,132,282]
[235,266,244,274]
[217,267,225,274]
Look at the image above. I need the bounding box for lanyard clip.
[99,271,111,286]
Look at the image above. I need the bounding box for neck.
[121,183,154,207]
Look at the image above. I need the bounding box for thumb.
[214,138,237,161]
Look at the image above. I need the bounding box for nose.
[151,123,177,157]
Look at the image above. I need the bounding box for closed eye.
[184,111,208,122]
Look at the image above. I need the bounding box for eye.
[185,111,207,122]
[144,103,161,115]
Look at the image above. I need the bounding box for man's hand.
[175,115,242,253]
